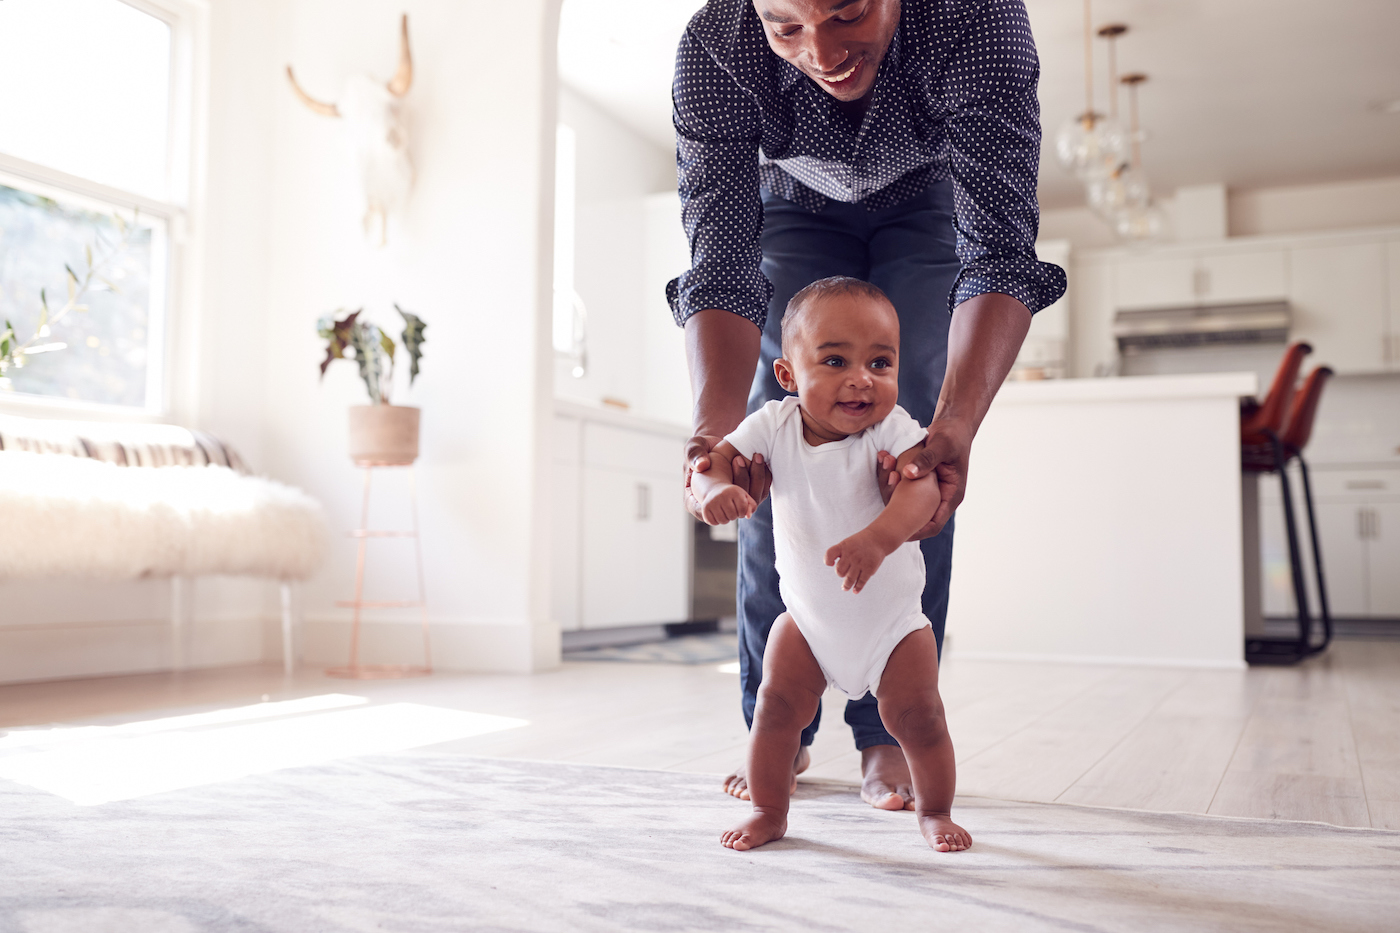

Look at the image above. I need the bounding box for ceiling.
[557,0,1400,209]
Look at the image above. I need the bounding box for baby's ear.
[773,358,798,393]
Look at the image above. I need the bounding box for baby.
[692,276,970,854]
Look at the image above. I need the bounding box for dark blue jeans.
[737,181,958,751]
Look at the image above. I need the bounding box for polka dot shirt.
[666,0,1068,329]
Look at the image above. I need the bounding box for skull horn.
[386,14,413,97]
[286,66,340,117]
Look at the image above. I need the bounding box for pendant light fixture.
[1055,0,1128,181]
[1086,24,1149,219]
[1112,72,1166,240]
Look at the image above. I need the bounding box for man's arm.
[884,293,1031,540]
[669,25,773,520]
[681,310,771,519]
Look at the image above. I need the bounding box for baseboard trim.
[0,616,265,685]
[298,616,561,675]
[947,649,1247,670]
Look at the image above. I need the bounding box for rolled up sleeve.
[666,28,773,330]
[939,0,1067,315]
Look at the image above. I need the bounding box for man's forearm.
[932,292,1033,434]
[684,308,763,437]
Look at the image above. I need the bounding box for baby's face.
[775,293,901,441]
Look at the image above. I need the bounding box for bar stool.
[1243,361,1334,664]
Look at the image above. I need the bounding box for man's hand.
[825,529,887,594]
[684,435,770,522]
[875,418,973,541]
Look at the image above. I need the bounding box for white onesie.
[726,397,931,699]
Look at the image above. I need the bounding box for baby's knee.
[886,696,948,749]
[755,681,818,732]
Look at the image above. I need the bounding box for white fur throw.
[0,452,327,581]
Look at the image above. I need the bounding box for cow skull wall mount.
[287,14,414,247]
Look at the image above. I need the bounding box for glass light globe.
[1114,203,1166,241]
[1088,164,1151,217]
[1055,112,1130,181]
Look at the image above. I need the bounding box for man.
[668,0,1065,809]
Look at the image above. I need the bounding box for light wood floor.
[2,638,1397,829]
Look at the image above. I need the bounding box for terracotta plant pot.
[348,405,420,465]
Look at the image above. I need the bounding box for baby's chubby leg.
[876,626,971,852]
[721,613,827,851]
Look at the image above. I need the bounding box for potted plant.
[317,304,427,465]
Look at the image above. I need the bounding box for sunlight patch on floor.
[716,662,741,674]
[0,698,527,806]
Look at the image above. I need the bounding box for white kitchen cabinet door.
[1114,255,1195,310]
[1259,482,1368,618]
[1312,501,1370,617]
[551,460,582,631]
[1387,240,1400,369]
[1197,250,1287,305]
[580,466,689,629]
[1289,242,1388,374]
[1367,502,1400,617]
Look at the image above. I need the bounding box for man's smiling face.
[752,0,901,102]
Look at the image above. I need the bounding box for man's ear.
[774,358,799,393]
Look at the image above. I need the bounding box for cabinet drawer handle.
[636,482,651,521]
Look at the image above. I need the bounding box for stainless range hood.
[1113,301,1290,353]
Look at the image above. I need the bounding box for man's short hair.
[780,276,894,356]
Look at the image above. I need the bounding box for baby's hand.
[700,484,756,526]
[825,530,886,594]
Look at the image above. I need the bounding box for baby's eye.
[870,358,891,370]
[822,356,845,367]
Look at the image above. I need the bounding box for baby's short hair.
[781,276,894,356]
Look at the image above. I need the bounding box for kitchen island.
[948,372,1258,668]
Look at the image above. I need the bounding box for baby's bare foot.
[722,745,810,800]
[721,807,787,851]
[918,812,971,852]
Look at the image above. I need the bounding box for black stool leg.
[1269,431,1312,657]
[1294,451,1332,655]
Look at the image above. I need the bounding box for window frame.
[0,0,208,423]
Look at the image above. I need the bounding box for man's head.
[751,0,901,103]
[776,276,901,439]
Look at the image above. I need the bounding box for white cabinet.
[580,464,689,628]
[1259,468,1400,619]
[1074,226,1400,379]
[1370,502,1400,615]
[1115,255,1196,310]
[550,406,691,632]
[1114,249,1285,311]
[1288,241,1388,374]
[1198,250,1288,304]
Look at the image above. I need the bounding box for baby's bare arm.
[691,440,757,525]
[825,444,940,592]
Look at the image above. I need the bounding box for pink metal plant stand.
[327,462,432,679]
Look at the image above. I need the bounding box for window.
[0,0,191,413]
[552,123,587,378]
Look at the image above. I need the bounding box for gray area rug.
[2,755,1397,933]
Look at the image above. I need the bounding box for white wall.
[0,0,563,683]
[554,84,676,415]
[261,0,559,673]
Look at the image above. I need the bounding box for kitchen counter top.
[998,372,1258,404]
